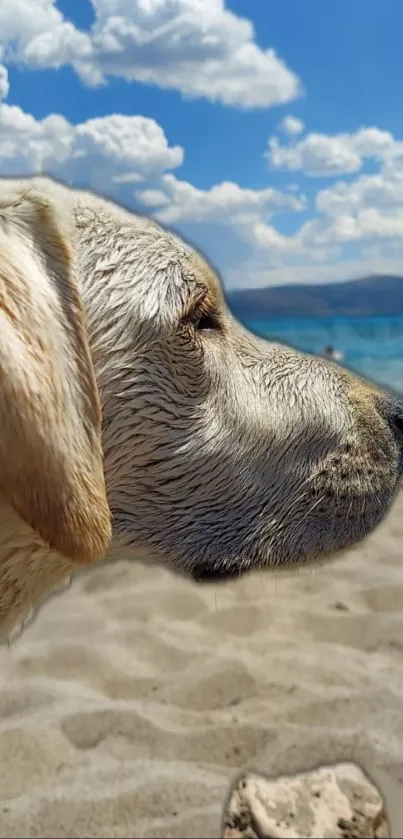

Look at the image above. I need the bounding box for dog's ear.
[0,179,112,564]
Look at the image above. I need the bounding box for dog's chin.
[189,566,249,584]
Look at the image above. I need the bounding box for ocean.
[241,315,403,394]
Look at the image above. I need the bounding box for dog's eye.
[193,312,217,331]
[182,297,221,333]
[184,308,220,332]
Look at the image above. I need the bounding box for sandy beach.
[0,493,403,838]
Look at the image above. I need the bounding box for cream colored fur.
[0,175,401,641]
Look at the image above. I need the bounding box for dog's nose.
[386,397,403,442]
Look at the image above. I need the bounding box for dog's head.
[0,176,402,634]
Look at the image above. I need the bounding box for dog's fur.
[0,175,401,640]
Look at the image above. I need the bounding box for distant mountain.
[227,275,403,320]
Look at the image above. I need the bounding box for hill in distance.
[227,274,403,320]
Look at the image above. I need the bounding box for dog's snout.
[386,397,403,442]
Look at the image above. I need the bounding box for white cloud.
[304,209,403,246]
[0,101,184,188]
[267,127,399,176]
[300,165,403,247]
[2,74,402,290]
[245,167,403,256]
[316,169,403,216]
[0,0,301,108]
[0,64,9,101]
[0,0,95,77]
[278,114,304,136]
[1,28,403,292]
[230,140,403,285]
[139,173,304,229]
[0,105,75,174]
[0,76,303,257]
[249,221,302,252]
[0,45,9,101]
[75,114,184,177]
[235,154,403,282]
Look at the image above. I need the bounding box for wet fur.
[0,175,400,640]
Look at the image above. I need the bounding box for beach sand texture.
[0,492,403,838]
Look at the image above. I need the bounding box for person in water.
[321,344,344,362]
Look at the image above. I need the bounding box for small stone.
[222,762,389,838]
[333,601,349,611]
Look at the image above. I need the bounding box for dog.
[0,174,402,640]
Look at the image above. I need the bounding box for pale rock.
[222,762,389,838]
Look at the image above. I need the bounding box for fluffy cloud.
[242,118,403,282]
[267,127,399,176]
[306,167,403,247]
[75,115,184,178]
[249,221,302,252]
[227,162,403,287]
[232,135,403,287]
[0,79,303,257]
[228,161,403,287]
[0,44,9,101]
[0,64,9,101]
[2,79,401,288]
[0,100,183,188]
[246,169,403,256]
[1,13,402,291]
[278,114,305,136]
[138,173,304,230]
[301,209,403,248]
[0,0,301,108]
[0,0,94,77]
[316,169,403,217]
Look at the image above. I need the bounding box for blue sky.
[1,0,403,289]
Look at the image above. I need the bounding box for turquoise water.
[242,315,403,393]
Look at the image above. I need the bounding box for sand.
[1,494,403,838]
